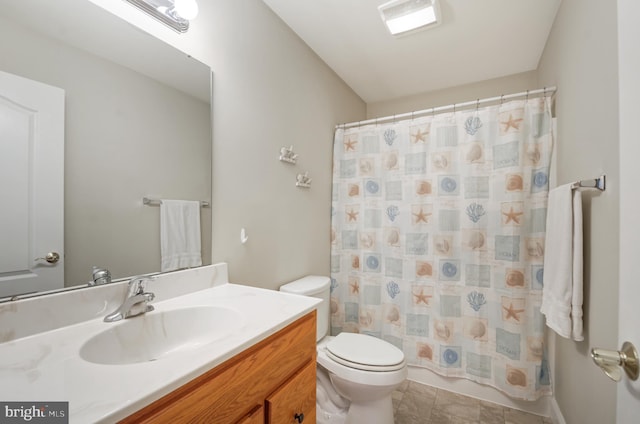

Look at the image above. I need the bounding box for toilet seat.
[325,333,405,372]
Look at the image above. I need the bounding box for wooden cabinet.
[266,360,316,423]
[237,406,264,424]
[120,311,316,424]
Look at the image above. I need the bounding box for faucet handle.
[91,266,111,286]
[127,275,154,295]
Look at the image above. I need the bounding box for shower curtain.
[330,97,553,400]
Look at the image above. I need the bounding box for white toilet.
[280,276,407,424]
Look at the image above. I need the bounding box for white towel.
[160,200,202,272]
[540,184,584,341]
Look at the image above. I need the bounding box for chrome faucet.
[104,276,155,322]
[90,266,111,286]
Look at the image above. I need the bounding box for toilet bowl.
[280,276,408,424]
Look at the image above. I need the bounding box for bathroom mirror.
[0,0,212,300]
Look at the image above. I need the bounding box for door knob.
[591,341,639,382]
[34,252,60,264]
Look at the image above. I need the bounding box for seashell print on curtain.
[330,97,553,400]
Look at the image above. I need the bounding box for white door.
[617,1,640,421]
[0,70,64,298]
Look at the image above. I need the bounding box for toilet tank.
[280,275,330,342]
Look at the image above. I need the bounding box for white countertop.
[0,283,320,423]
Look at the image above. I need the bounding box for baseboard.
[549,397,567,424]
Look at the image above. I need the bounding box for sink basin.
[79,306,244,365]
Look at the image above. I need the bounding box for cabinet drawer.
[266,360,316,424]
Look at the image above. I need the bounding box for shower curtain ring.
[500,94,504,105]
[525,90,529,101]
[476,99,480,112]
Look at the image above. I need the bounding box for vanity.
[122,311,316,423]
[0,264,320,423]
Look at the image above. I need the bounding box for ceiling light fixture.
[124,0,199,33]
[378,0,441,36]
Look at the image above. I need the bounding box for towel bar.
[571,174,605,191]
[143,197,210,207]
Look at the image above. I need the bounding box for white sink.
[79,306,244,365]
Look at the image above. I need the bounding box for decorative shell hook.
[279,145,298,164]
[296,172,312,188]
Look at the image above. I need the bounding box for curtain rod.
[336,86,557,130]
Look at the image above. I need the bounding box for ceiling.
[262,0,562,104]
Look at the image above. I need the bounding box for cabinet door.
[266,361,316,424]
[237,405,263,424]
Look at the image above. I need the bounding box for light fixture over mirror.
[124,0,199,33]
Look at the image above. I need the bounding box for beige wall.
[366,71,538,119]
[0,15,212,287]
[538,0,620,422]
[206,1,366,288]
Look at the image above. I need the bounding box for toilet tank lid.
[280,275,330,295]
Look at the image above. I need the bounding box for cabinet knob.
[294,412,304,423]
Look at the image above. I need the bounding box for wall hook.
[240,228,249,244]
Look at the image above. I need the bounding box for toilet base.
[317,402,348,424]
[346,397,394,424]
[329,372,399,424]
[317,367,349,424]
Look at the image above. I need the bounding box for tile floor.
[392,380,553,424]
